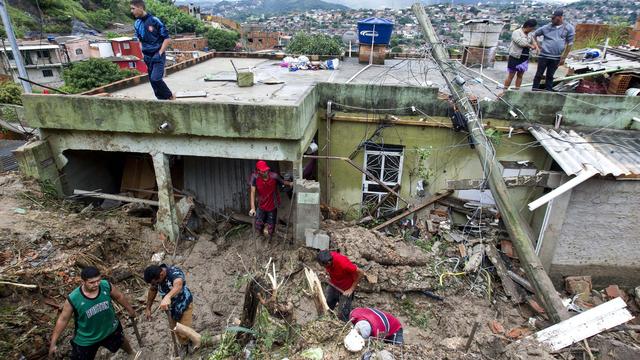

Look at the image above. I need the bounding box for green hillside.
[1,0,133,38]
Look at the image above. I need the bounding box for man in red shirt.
[249,160,292,240]
[349,307,403,345]
[316,250,364,321]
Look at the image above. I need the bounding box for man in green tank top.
[48,266,137,359]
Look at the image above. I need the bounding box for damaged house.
[12,51,640,290]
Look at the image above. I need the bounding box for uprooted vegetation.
[1,172,640,359]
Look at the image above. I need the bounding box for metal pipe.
[521,67,627,88]
[0,0,31,93]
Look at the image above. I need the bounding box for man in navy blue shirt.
[130,0,174,100]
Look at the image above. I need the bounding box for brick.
[527,298,546,315]
[506,327,531,339]
[565,276,592,301]
[488,320,504,334]
[605,285,628,301]
[500,240,518,259]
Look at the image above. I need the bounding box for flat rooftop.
[110,56,538,104]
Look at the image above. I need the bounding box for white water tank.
[462,19,504,48]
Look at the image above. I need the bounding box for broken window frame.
[361,144,404,217]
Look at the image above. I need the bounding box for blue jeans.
[144,53,173,100]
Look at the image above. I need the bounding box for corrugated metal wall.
[183,156,257,213]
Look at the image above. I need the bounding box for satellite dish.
[342,30,358,45]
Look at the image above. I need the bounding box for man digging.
[48,266,137,359]
[248,160,293,241]
[316,250,364,321]
[144,264,194,353]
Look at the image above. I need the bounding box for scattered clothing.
[67,280,119,347]
[350,307,404,344]
[155,264,193,321]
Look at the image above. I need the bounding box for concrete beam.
[152,152,180,244]
[42,130,307,169]
[446,171,564,190]
[23,94,310,140]
[13,140,63,196]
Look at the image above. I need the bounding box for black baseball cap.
[552,9,564,17]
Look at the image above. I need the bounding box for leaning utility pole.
[0,0,31,93]
[412,3,569,323]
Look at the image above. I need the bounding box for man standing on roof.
[143,264,194,348]
[531,9,575,92]
[346,307,403,349]
[48,266,137,359]
[316,250,365,321]
[249,160,293,240]
[130,0,174,100]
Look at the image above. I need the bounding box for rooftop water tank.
[357,18,394,46]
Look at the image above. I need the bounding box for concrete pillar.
[294,179,320,244]
[13,140,63,196]
[151,152,179,243]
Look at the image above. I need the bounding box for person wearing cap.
[531,9,575,91]
[500,19,538,95]
[349,307,403,345]
[249,160,292,240]
[316,250,365,321]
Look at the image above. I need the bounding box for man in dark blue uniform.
[130,0,174,100]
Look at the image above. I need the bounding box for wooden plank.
[73,189,159,206]
[372,191,452,231]
[486,244,524,304]
[533,297,634,352]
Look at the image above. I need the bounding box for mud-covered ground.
[1,172,639,360]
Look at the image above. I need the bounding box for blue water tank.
[357,18,394,45]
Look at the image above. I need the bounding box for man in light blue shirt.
[532,9,575,91]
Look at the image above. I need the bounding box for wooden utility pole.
[412,3,569,323]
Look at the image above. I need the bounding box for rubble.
[1,172,640,359]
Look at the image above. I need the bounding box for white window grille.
[361,144,404,217]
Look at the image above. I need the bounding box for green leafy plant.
[400,298,430,329]
[205,28,239,51]
[286,32,343,56]
[0,81,23,105]
[61,58,139,93]
[207,331,241,360]
[484,128,502,145]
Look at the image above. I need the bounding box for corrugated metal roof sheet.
[529,126,640,178]
[183,156,256,214]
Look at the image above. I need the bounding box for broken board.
[175,91,207,98]
[485,244,524,304]
[533,297,634,352]
[204,72,237,82]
